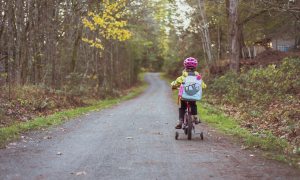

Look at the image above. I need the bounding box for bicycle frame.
[183,102,189,123]
[182,101,194,139]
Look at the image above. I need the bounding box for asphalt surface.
[0,73,299,180]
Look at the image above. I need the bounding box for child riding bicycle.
[171,57,207,129]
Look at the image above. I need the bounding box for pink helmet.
[183,57,198,68]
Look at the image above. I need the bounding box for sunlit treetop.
[82,0,132,49]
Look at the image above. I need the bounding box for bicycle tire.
[200,132,204,140]
[184,113,188,135]
[187,115,192,140]
[175,132,179,140]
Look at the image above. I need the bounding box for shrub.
[208,57,300,104]
[207,57,300,147]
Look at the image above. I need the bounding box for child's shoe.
[175,119,183,129]
[193,115,201,124]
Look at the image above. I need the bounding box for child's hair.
[185,67,195,71]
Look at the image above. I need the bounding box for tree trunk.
[197,0,214,66]
[229,0,240,72]
[71,25,83,73]
[217,24,221,61]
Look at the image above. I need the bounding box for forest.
[0,0,299,158]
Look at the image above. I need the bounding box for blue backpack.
[181,72,202,101]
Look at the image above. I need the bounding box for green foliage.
[125,0,168,72]
[206,57,300,155]
[64,73,92,96]
[198,102,289,152]
[209,57,300,104]
[0,107,5,122]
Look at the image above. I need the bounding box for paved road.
[0,73,299,180]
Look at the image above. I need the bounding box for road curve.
[0,73,299,180]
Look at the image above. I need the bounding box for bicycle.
[175,101,204,140]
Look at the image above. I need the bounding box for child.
[171,57,206,129]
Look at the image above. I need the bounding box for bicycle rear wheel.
[187,115,192,140]
[183,113,188,135]
[175,132,179,140]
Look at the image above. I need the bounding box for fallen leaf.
[241,145,249,150]
[9,142,17,146]
[43,136,52,140]
[153,132,163,135]
[76,171,87,176]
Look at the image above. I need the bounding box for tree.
[0,0,141,98]
[82,0,132,49]
[197,0,214,67]
[229,0,240,72]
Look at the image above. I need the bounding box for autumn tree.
[81,0,132,95]
[0,0,141,98]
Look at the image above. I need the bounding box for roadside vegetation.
[206,58,299,149]
[205,57,300,165]
[0,79,146,128]
[0,74,147,148]
[197,102,299,166]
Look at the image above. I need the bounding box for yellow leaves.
[82,38,104,49]
[82,0,132,49]
[103,28,132,41]
[115,13,121,19]
[92,15,105,27]
[82,18,96,31]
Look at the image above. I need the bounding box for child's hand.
[202,82,207,89]
[171,81,177,89]
[170,81,176,86]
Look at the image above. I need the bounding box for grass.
[163,73,299,167]
[199,102,288,151]
[0,76,148,148]
[198,101,300,167]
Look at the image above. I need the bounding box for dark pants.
[179,100,197,120]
